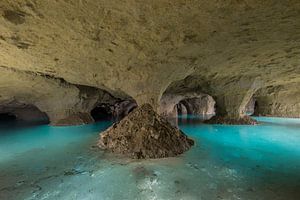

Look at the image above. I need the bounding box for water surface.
[0,117,299,200]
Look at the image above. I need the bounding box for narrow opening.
[0,113,17,122]
[91,104,113,121]
[127,106,137,114]
[176,95,216,120]
[253,101,259,116]
[245,98,256,116]
[91,100,137,122]
[177,102,188,116]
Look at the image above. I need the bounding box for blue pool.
[0,117,299,200]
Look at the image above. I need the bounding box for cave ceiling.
[0,0,299,107]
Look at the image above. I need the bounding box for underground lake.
[1,1,300,199]
[0,116,299,200]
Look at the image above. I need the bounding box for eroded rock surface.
[254,84,300,118]
[159,92,215,118]
[0,101,49,125]
[0,1,299,124]
[98,104,194,159]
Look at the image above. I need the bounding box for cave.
[91,104,113,121]
[177,97,216,119]
[91,100,137,122]
[0,1,300,199]
[0,103,49,127]
[173,96,216,125]
[159,91,216,125]
[253,101,259,116]
[176,102,188,116]
[0,112,17,122]
[245,97,256,116]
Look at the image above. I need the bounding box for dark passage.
[0,103,49,128]
[253,101,259,116]
[91,104,113,121]
[91,100,137,122]
[0,113,17,122]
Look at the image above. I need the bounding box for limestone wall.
[0,1,299,124]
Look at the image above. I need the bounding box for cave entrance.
[0,113,17,122]
[245,98,257,116]
[253,101,259,116]
[91,100,138,122]
[176,102,188,116]
[175,95,216,121]
[0,103,50,127]
[90,104,113,121]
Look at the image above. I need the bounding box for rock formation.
[159,92,215,119]
[159,91,216,125]
[0,101,49,125]
[98,104,194,159]
[91,99,137,121]
[254,83,300,118]
[245,97,256,116]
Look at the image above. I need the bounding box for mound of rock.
[98,104,194,159]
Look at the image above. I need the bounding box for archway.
[177,97,215,119]
[90,103,114,121]
[160,91,216,125]
[0,102,50,127]
[90,99,137,122]
[245,97,256,116]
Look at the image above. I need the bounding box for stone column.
[207,78,262,124]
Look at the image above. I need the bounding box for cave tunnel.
[0,112,17,122]
[176,96,216,119]
[91,99,137,122]
[253,101,259,116]
[0,103,50,128]
[173,95,216,125]
[90,104,114,121]
[245,97,258,116]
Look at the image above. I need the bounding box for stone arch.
[178,97,215,118]
[90,104,114,121]
[90,99,137,122]
[0,101,50,126]
[159,92,216,120]
[176,101,189,116]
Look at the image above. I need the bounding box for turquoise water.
[0,117,300,200]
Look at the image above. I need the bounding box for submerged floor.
[0,117,300,200]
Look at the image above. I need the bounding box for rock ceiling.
[0,0,299,119]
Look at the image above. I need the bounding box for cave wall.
[254,84,300,118]
[0,66,120,125]
[91,99,137,121]
[245,97,255,116]
[0,0,299,123]
[180,97,215,117]
[159,91,215,120]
